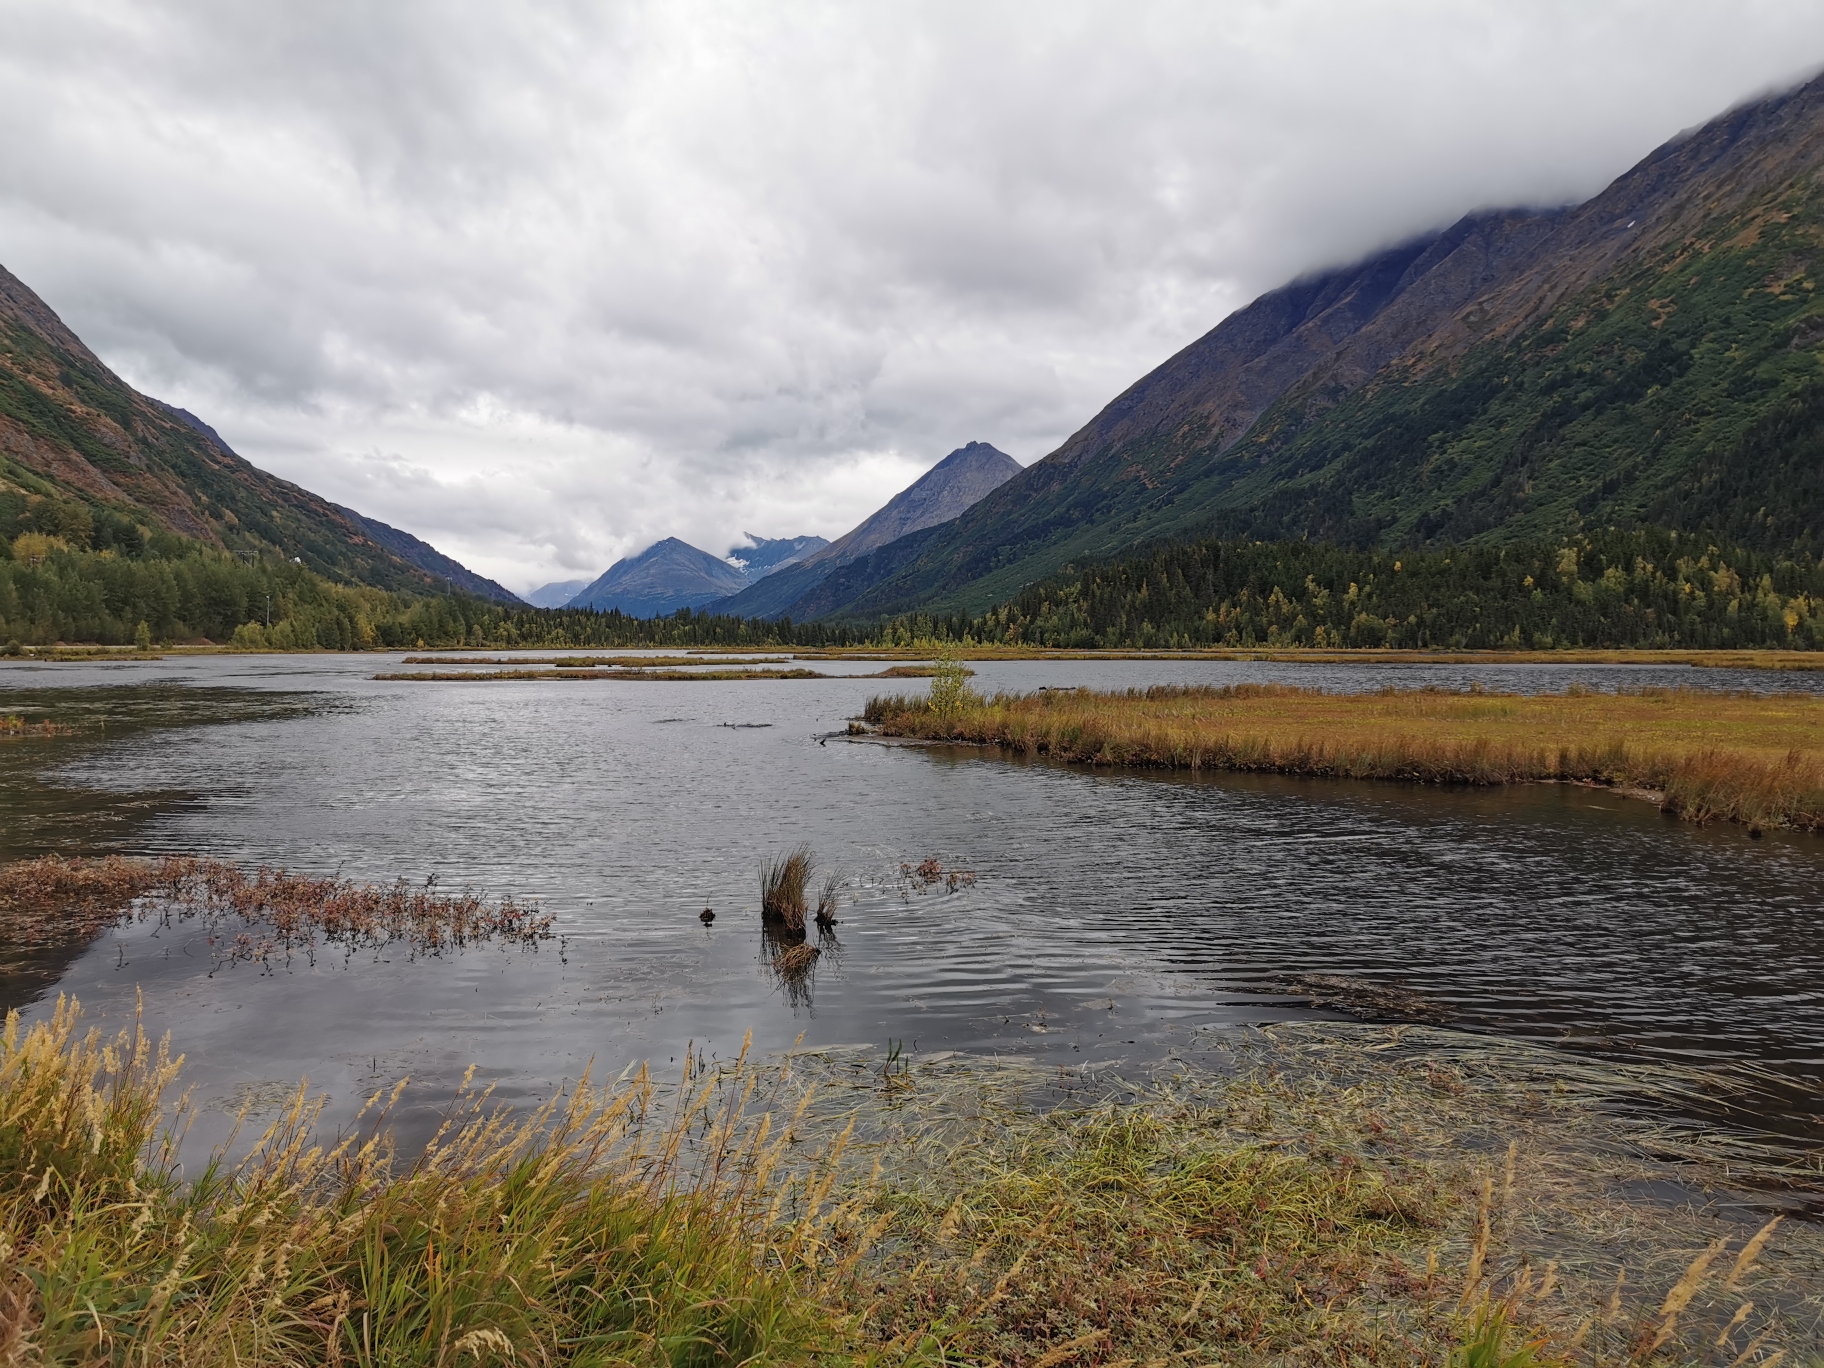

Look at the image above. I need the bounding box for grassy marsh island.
[374,663,962,682]
[0,1000,1815,1365]
[374,666,832,682]
[863,683,1824,832]
[396,656,799,668]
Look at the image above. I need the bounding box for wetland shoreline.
[864,682,1824,833]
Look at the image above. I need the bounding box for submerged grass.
[0,855,553,962]
[864,682,1824,832]
[1,1003,1817,1364]
[0,713,71,739]
[807,1025,1823,1366]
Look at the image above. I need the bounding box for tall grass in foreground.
[0,998,842,1366]
[0,1001,1809,1364]
[864,683,1824,831]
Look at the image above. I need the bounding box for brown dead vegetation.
[0,855,554,966]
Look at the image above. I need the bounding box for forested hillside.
[0,264,441,592]
[798,73,1824,621]
[945,530,1823,651]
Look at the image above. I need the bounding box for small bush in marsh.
[925,646,977,721]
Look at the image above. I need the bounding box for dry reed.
[865,683,1824,832]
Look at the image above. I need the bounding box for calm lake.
[4,652,1823,1159]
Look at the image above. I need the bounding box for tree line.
[4,526,1821,654]
[946,528,1824,651]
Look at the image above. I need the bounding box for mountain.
[726,533,828,579]
[330,506,524,603]
[709,441,1021,619]
[523,578,591,608]
[567,537,750,617]
[796,73,1824,620]
[0,264,442,592]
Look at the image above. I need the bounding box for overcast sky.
[3,2,1822,591]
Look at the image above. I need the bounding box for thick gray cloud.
[2,1,1821,590]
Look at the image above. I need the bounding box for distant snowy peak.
[726,533,829,577]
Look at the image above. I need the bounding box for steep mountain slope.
[0,265,441,592]
[568,537,749,617]
[331,506,524,603]
[710,441,1020,619]
[809,72,1824,620]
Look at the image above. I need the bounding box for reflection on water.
[1,651,1821,1160]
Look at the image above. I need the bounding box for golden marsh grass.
[865,683,1824,832]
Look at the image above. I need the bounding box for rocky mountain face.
[710,441,1021,619]
[727,533,829,579]
[799,73,1824,620]
[0,265,448,592]
[332,507,524,603]
[567,537,751,617]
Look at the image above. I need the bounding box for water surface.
[3,651,1820,1157]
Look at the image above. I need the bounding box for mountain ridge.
[0,264,510,599]
[568,537,750,617]
[709,440,1020,619]
[330,507,525,604]
[797,70,1824,620]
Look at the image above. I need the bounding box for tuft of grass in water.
[864,682,1824,832]
[814,870,842,926]
[760,845,814,930]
